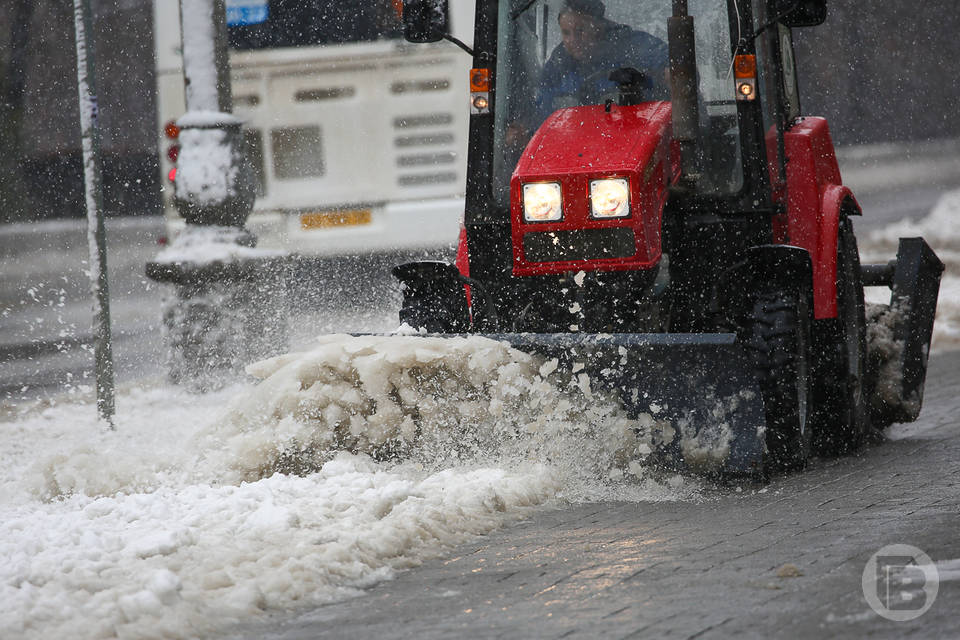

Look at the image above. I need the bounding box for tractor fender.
[714,245,813,319]
[781,117,861,320]
[393,260,463,292]
[454,225,474,308]
[812,185,862,319]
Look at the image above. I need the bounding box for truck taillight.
[163,120,180,183]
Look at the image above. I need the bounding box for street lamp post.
[146,0,287,390]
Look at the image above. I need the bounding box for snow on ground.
[0,335,696,640]
[859,189,960,353]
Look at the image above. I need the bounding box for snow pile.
[199,335,644,490]
[4,453,554,640]
[861,189,960,353]
[675,388,760,473]
[1,335,696,640]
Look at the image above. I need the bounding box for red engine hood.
[511,101,678,277]
[517,101,673,174]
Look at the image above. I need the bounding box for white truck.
[153,0,474,256]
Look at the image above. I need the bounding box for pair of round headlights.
[522,178,630,222]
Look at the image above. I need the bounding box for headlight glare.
[590,178,630,218]
[522,182,563,222]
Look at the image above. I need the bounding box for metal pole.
[72,0,116,426]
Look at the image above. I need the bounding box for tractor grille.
[523,228,637,263]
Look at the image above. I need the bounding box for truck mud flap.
[489,332,768,478]
[861,237,944,427]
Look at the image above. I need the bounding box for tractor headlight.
[589,178,630,218]
[522,182,563,222]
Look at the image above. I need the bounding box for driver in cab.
[508,0,669,148]
[538,0,669,116]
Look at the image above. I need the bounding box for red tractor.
[393,0,943,476]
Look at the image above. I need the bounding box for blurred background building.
[0,0,159,223]
[0,0,957,223]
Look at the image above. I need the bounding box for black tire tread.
[742,289,812,472]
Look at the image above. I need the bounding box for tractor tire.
[742,287,813,472]
[811,218,869,455]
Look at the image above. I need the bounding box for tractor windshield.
[493,0,744,203]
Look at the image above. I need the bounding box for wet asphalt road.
[240,351,960,640]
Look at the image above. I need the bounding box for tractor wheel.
[811,218,869,455]
[742,287,813,472]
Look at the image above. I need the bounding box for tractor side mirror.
[402,0,450,43]
[778,0,827,27]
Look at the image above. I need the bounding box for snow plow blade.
[488,332,768,477]
[862,237,945,427]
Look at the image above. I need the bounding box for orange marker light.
[733,54,757,79]
[470,68,491,92]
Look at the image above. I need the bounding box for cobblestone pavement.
[246,352,960,640]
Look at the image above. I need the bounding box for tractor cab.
[394,0,944,478]
[494,0,743,203]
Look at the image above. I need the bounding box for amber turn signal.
[733,54,757,79]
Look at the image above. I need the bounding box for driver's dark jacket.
[535,24,669,124]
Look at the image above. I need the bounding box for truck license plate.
[300,209,372,230]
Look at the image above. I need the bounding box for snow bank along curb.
[861,189,960,354]
[838,137,960,195]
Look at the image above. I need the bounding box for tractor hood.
[511,101,679,277]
